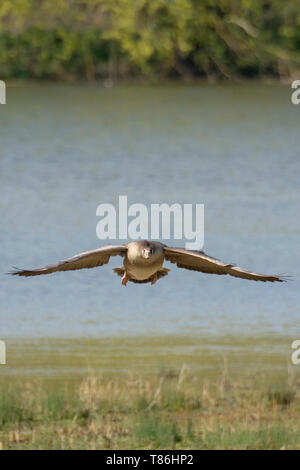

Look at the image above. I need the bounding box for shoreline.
[4,76,295,87]
[1,334,296,381]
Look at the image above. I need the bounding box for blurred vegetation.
[0,0,300,81]
[1,368,300,449]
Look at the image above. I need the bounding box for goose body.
[123,241,165,283]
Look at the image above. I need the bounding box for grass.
[1,365,300,449]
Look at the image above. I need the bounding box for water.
[0,83,299,377]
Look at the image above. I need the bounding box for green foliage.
[0,0,299,80]
[1,373,300,449]
[135,414,183,448]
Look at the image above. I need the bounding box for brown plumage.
[9,240,287,285]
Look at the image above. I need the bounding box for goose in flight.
[9,240,286,285]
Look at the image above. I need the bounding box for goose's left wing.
[163,246,286,282]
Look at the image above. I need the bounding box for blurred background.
[0,0,300,83]
[0,1,299,382]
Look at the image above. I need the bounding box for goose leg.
[151,272,158,285]
[121,271,129,286]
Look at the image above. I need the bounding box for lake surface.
[0,83,299,377]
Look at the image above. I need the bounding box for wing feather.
[164,246,286,282]
[9,245,127,277]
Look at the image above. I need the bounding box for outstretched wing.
[163,246,286,282]
[9,245,127,277]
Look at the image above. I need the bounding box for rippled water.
[0,83,299,375]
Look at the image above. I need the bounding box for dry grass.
[1,365,300,449]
